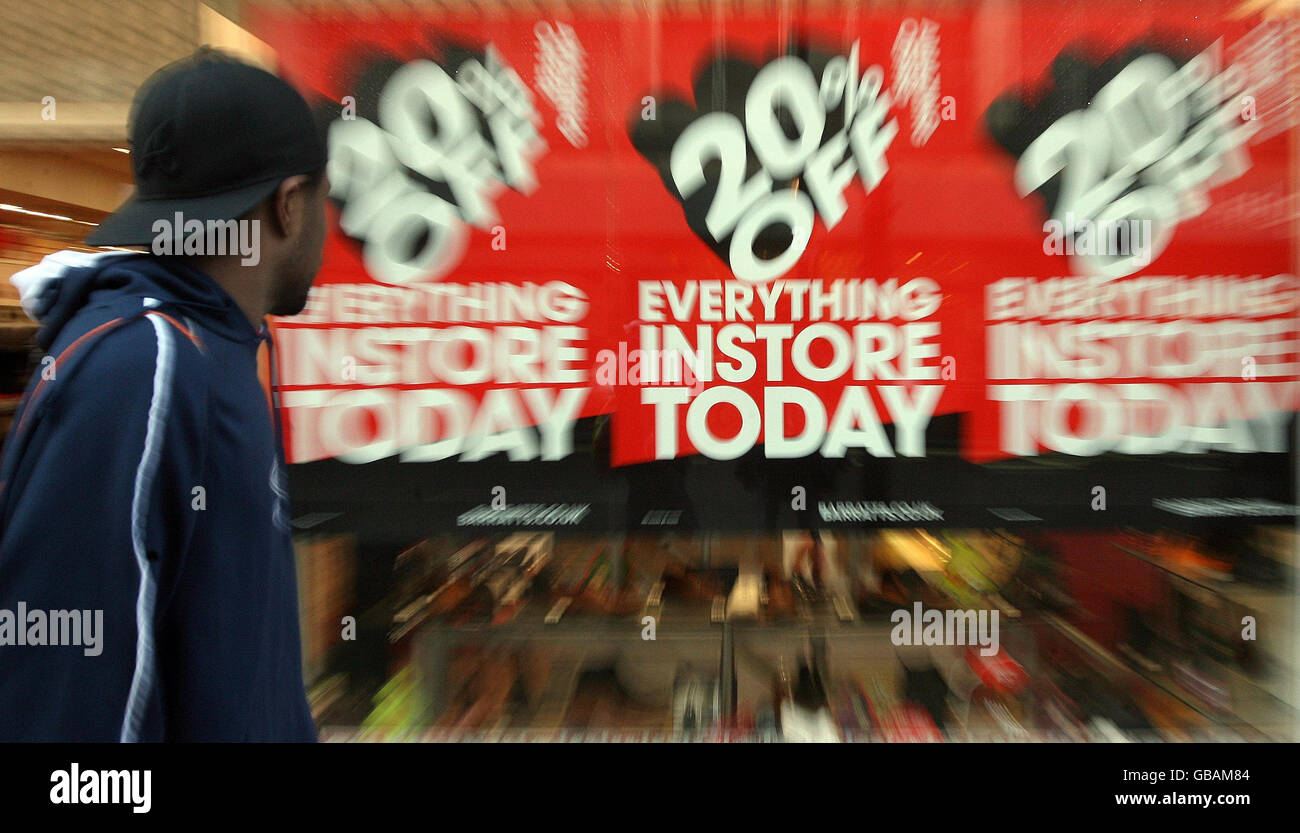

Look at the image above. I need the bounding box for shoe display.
[764,566,797,618]
[351,524,1286,741]
[777,661,840,743]
[672,664,720,735]
[966,646,1029,697]
[725,556,762,621]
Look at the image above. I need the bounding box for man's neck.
[187,256,268,330]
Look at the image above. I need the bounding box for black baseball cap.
[85,47,327,247]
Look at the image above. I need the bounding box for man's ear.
[270,174,314,238]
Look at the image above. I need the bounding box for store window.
[238,0,1300,741]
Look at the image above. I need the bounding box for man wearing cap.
[0,48,330,741]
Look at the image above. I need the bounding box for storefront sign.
[251,1,1297,529]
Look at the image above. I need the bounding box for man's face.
[268,174,330,317]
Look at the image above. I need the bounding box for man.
[0,49,330,741]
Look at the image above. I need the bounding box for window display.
[243,0,1299,742]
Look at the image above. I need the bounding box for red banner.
[250,1,1299,469]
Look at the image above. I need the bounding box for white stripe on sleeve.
[120,313,174,743]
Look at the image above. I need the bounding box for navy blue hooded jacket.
[0,251,316,742]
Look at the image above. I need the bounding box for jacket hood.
[10,250,265,350]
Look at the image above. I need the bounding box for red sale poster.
[249,1,1299,533]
